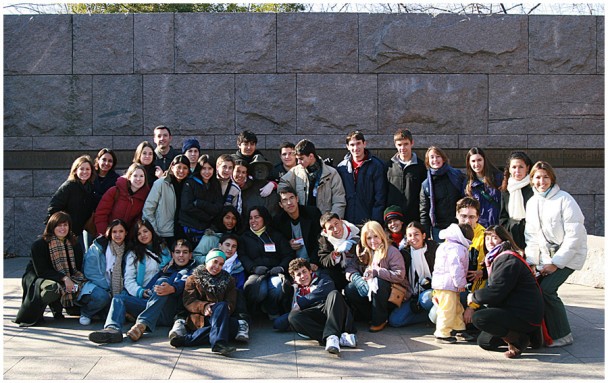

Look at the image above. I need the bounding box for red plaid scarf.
[48,236,86,307]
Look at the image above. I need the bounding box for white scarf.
[324,221,360,249]
[223,252,238,273]
[507,175,530,220]
[409,245,431,291]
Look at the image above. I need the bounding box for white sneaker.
[325,334,340,354]
[235,320,249,342]
[79,316,91,326]
[339,332,357,348]
[547,333,574,347]
[168,319,187,339]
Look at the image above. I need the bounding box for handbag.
[388,283,407,308]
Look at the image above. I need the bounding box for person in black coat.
[499,151,534,249]
[92,148,120,210]
[239,206,296,320]
[180,155,223,246]
[386,129,427,224]
[273,186,322,270]
[15,212,85,326]
[47,155,96,259]
[464,226,544,359]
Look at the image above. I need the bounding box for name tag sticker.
[265,243,277,252]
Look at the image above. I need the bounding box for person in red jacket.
[94,163,151,236]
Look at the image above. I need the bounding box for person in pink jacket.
[431,223,473,344]
[94,163,151,236]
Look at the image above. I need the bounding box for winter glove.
[336,239,354,253]
[259,181,275,198]
[254,266,269,275]
[351,273,369,298]
[269,266,284,276]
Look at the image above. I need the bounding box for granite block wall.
[4,13,604,256]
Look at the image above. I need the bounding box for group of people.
[14,126,587,359]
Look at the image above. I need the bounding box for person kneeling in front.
[286,258,357,355]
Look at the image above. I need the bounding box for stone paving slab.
[2,257,604,380]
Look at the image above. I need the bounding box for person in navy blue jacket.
[286,258,357,355]
[89,239,196,344]
[336,130,388,225]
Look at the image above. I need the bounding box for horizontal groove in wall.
[3,148,604,170]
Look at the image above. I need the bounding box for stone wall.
[4,13,604,257]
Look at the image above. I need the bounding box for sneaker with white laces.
[169,319,187,339]
[547,333,574,348]
[79,315,91,326]
[339,332,357,348]
[235,320,249,342]
[325,334,340,354]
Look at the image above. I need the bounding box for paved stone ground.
[3,257,604,380]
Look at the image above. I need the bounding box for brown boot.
[501,331,530,359]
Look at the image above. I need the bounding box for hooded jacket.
[432,224,472,292]
[94,176,151,235]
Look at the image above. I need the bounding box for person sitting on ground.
[431,223,474,344]
[79,219,130,326]
[285,258,357,355]
[170,249,250,356]
[273,186,322,271]
[465,225,543,358]
[344,221,408,333]
[15,212,86,327]
[87,220,171,344]
[388,221,439,328]
[193,205,242,264]
[239,206,295,321]
[317,212,360,291]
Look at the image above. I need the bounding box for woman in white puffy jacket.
[524,161,587,348]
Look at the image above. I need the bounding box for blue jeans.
[78,285,111,318]
[389,289,433,327]
[104,278,178,332]
[244,274,284,316]
[184,302,238,348]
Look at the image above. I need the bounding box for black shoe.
[529,328,544,349]
[89,327,123,344]
[65,306,81,316]
[435,336,457,344]
[170,335,186,348]
[212,342,236,356]
[49,301,64,319]
[452,330,476,342]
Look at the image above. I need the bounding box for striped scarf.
[48,236,86,307]
[109,241,125,296]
